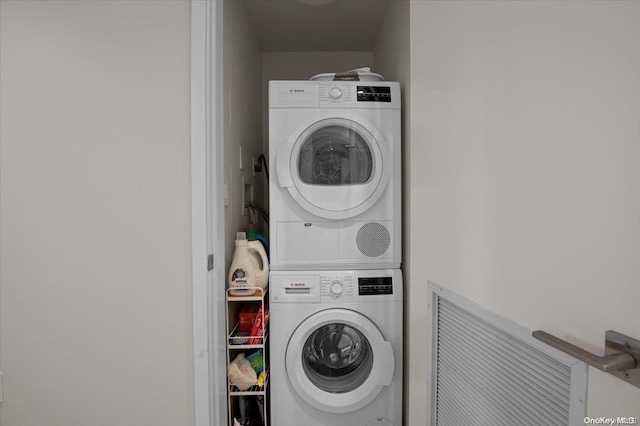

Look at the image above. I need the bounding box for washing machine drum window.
[302,323,373,393]
[286,309,395,413]
[298,125,373,186]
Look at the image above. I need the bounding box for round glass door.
[302,323,373,393]
[298,125,373,186]
[286,309,394,413]
[277,116,390,220]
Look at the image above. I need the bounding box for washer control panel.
[320,274,355,299]
[358,276,393,295]
[329,87,342,99]
[271,270,401,303]
[318,274,394,299]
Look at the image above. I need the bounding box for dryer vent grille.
[356,222,390,257]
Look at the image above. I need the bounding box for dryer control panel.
[269,81,401,109]
[318,84,393,104]
[319,83,355,104]
[356,86,392,103]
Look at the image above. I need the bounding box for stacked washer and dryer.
[268,74,403,426]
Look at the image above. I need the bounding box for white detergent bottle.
[228,232,255,296]
[229,232,269,296]
[247,239,269,290]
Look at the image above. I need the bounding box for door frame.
[191,1,225,426]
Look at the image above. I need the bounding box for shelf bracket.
[533,330,640,389]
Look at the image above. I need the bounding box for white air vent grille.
[428,282,587,426]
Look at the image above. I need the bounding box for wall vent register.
[427,281,587,426]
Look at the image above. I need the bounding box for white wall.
[409,1,640,424]
[373,0,410,88]
[372,0,411,421]
[223,0,265,264]
[0,1,194,425]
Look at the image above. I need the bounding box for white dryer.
[269,80,401,270]
[269,269,402,426]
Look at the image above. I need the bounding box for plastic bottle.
[244,224,270,287]
[248,238,269,290]
[229,232,269,296]
[245,223,270,260]
[245,223,257,242]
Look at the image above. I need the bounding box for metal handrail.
[533,330,640,389]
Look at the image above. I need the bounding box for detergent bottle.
[229,232,269,296]
[248,242,269,291]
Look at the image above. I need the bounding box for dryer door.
[285,308,395,413]
[276,115,390,220]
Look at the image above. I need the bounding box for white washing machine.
[269,80,401,270]
[269,269,402,426]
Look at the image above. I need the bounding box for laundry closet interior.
[222,0,408,263]
[221,0,409,425]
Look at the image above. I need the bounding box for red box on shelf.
[237,304,259,332]
[248,306,269,345]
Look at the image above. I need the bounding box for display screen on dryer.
[357,86,391,102]
[358,277,393,295]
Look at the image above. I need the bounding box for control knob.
[329,87,342,99]
[330,280,344,296]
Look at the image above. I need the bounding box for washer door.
[285,309,395,413]
[276,115,390,220]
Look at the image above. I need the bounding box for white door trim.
[191,1,225,426]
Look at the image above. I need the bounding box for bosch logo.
[290,282,305,287]
[289,89,305,93]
